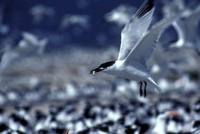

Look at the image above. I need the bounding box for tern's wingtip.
[137,0,154,18]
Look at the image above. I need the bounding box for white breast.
[108,62,147,81]
[115,60,125,69]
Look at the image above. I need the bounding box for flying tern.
[163,1,200,50]
[90,0,178,97]
[19,32,48,54]
[0,32,47,70]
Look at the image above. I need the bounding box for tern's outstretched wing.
[117,0,154,60]
[125,15,179,68]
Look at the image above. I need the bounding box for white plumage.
[91,0,180,96]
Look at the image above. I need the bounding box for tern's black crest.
[90,60,115,74]
[137,0,154,18]
[99,61,115,69]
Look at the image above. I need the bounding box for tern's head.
[90,60,115,75]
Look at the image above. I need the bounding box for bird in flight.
[90,0,178,97]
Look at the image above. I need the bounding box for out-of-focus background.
[0,0,200,133]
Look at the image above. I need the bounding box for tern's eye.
[99,67,105,70]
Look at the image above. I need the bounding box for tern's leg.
[139,81,143,96]
[144,81,147,97]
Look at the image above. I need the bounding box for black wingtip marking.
[137,0,154,18]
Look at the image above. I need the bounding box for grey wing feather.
[126,15,179,68]
[117,0,154,60]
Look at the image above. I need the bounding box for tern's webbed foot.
[144,81,147,97]
[139,81,147,97]
[139,81,143,97]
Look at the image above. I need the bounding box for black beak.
[90,70,96,75]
